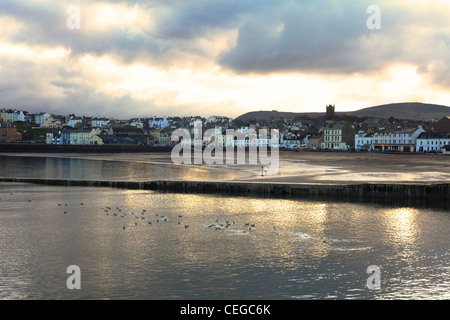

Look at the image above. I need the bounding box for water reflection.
[0,155,255,182]
[0,170,449,299]
[383,208,419,246]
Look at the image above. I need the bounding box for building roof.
[418,132,450,139]
[434,116,450,133]
[392,126,423,134]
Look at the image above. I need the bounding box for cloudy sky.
[1,0,450,119]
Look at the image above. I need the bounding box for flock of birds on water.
[97,205,269,234]
[55,203,334,244]
[55,201,279,235]
[2,191,330,243]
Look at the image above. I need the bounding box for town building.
[43,115,62,128]
[0,121,21,142]
[321,123,348,150]
[149,116,169,128]
[372,131,393,151]
[390,126,425,152]
[34,112,51,127]
[207,116,232,124]
[91,117,111,128]
[416,132,450,153]
[308,134,323,149]
[355,132,373,151]
[67,116,83,128]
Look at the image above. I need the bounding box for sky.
[1,0,450,119]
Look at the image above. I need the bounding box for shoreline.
[1,150,450,185]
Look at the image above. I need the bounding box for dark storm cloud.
[3,0,446,76]
[217,0,394,74]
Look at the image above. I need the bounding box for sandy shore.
[1,151,450,185]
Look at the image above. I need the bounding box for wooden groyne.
[1,177,449,204]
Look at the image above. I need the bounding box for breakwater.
[1,177,449,205]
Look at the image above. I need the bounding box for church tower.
[326,104,335,121]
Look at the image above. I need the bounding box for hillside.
[235,102,450,121]
[349,102,450,120]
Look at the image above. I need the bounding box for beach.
[1,150,449,184]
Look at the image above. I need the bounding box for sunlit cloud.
[1,0,450,117]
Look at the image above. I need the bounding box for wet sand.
[1,151,450,185]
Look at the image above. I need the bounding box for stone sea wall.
[1,177,449,204]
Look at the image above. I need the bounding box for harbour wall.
[1,177,449,204]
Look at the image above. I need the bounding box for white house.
[150,116,169,128]
[368,126,424,152]
[390,126,425,152]
[13,110,25,122]
[207,116,232,124]
[372,131,392,151]
[67,116,83,128]
[91,117,110,128]
[416,132,450,153]
[34,112,51,127]
[355,132,373,151]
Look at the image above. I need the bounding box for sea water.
[0,181,449,299]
